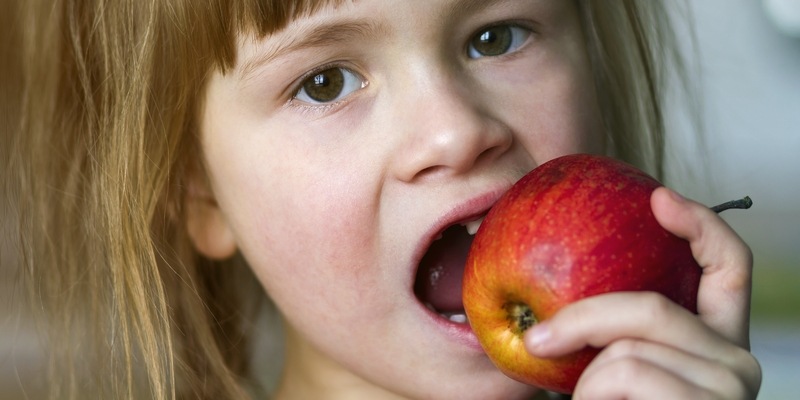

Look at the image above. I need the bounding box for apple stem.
[710,196,753,214]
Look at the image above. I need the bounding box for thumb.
[650,187,754,349]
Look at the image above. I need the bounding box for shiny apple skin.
[463,154,701,394]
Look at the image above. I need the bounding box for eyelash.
[289,62,368,108]
[287,21,534,111]
[466,21,534,60]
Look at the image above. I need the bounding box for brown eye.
[295,67,365,104]
[468,24,531,59]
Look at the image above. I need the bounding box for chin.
[354,320,538,400]
[397,374,538,400]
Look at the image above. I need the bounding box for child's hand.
[524,187,762,399]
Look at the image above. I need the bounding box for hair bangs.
[184,0,348,73]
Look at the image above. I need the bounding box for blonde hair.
[579,0,694,180]
[13,1,690,399]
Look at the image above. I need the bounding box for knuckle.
[715,370,751,400]
[722,245,754,293]
[722,267,750,294]
[708,350,760,400]
[733,349,763,397]
[602,338,643,359]
[641,292,674,323]
[605,357,647,383]
[749,354,763,395]
[579,357,650,392]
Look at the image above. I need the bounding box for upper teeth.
[463,217,485,236]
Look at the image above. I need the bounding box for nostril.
[481,126,514,161]
[477,145,503,165]
[406,143,507,181]
[411,165,448,181]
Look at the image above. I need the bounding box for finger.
[582,339,752,397]
[524,292,730,363]
[651,187,753,348]
[574,355,716,400]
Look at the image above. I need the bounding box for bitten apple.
[463,153,702,394]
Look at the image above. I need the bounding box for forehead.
[229,0,578,70]
[208,0,348,71]
[236,0,349,37]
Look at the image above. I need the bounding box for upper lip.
[411,187,508,285]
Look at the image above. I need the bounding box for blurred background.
[666,0,800,398]
[2,0,799,399]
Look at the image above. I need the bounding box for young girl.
[13,0,762,399]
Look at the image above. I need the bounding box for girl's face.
[194,0,603,398]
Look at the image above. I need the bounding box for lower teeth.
[447,313,468,324]
[424,303,468,324]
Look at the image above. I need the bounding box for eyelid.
[289,62,368,106]
[481,20,538,36]
[467,21,535,59]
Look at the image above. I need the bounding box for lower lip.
[418,302,485,352]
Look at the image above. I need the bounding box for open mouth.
[414,217,485,325]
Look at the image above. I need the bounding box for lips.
[412,191,501,329]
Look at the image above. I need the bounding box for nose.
[391,72,513,182]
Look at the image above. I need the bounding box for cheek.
[198,69,391,335]
[529,66,603,155]
[223,153,381,311]
[492,44,604,161]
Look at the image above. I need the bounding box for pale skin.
[186,0,761,399]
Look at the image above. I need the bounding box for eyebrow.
[237,0,530,81]
[239,20,387,81]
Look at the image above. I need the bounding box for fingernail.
[525,322,551,351]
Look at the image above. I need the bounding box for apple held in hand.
[463,154,702,394]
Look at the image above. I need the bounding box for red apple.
[463,153,701,394]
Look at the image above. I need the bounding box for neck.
[274,324,407,400]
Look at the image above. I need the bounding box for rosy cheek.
[245,169,380,285]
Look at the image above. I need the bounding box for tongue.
[415,225,474,312]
